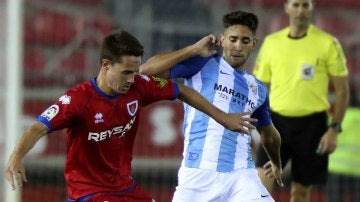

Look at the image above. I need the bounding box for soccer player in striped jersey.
[4,30,256,202]
[140,10,283,202]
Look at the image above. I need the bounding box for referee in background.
[253,0,350,201]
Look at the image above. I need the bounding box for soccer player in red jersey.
[3,30,256,202]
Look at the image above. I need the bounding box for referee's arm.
[317,75,349,154]
[329,75,349,128]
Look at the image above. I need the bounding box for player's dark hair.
[223,10,258,34]
[100,30,144,64]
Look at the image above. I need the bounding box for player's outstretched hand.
[3,154,27,190]
[263,161,284,187]
[222,111,257,134]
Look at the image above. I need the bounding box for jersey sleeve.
[169,56,211,79]
[136,75,180,106]
[251,95,272,127]
[326,37,348,76]
[36,89,82,133]
[253,37,272,83]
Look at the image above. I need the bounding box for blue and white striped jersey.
[170,54,272,172]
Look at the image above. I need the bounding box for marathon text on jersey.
[214,83,256,109]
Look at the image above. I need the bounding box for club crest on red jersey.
[127,100,138,116]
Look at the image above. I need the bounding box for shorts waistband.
[270,110,327,120]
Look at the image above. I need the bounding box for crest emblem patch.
[247,81,258,96]
[127,100,138,116]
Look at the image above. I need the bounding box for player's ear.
[101,59,111,70]
[284,1,290,14]
[252,37,258,49]
[219,34,224,47]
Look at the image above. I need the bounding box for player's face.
[221,25,256,70]
[106,55,141,95]
[285,0,313,28]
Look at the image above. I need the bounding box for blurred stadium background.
[0,0,359,201]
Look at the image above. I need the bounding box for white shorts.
[172,166,274,202]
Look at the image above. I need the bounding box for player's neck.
[96,75,115,96]
[235,65,245,72]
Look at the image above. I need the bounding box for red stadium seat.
[55,50,87,86]
[315,0,360,8]
[246,0,283,7]
[267,14,288,33]
[23,49,55,87]
[353,21,360,39]
[226,0,242,7]
[92,12,112,36]
[341,0,360,7]
[31,10,76,45]
[24,17,36,44]
[23,49,70,87]
[57,50,86,73]
[241,0,360,8]
[248,0,360,8]
[23,185,66,202]
[315,0,341,7]
[202,0,251,7]
[347,54,360,74]
[347,54,360,103]
[44,0,101,4]
[24,49,46,71]
[314,14,351,40]
[72,10,112,46]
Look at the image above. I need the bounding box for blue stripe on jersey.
[91,78,120,99]
[217,67,245,171]
[217,132,237,171]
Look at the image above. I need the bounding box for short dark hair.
[100,30,144,64]
[223,10,258,34]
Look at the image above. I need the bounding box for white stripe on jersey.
[181,73,202,168]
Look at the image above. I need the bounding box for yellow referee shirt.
[254,25,348,117]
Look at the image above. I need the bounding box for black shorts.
[256,111,329,185]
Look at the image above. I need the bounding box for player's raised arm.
[176,83,257,134]
[139,34,218,78]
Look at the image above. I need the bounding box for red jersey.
[36,75,179,199]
